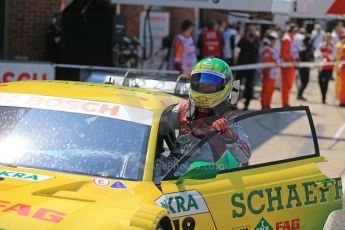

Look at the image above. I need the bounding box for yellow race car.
[0,80,341,229]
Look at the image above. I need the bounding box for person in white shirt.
[311,24,325,51]
[221,22,236,66]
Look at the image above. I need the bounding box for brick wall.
[201,9,228,27]
[5,2,226,61]
[120,4,144,37]
[6,0,60,60]
[164,7,195,34]
[120,5,196,36]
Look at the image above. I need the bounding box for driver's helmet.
[190,58,233,108]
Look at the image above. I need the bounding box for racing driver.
[155,58,251,182]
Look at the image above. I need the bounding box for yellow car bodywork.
[0,81,342,230]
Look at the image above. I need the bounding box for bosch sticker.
[0,93,153,125]
[93,178,110,186]
[155,190,209,218]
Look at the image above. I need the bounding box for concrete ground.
[236,68,345,229]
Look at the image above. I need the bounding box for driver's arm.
[226,122,251,163]
[212,117,251,164]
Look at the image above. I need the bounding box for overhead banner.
[296,0,343,15]
[0,62,55,83]
[112,0,274,12]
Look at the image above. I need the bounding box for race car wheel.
[156,217,173,230]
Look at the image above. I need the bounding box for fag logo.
[0,200,65,223]
[276,219,300,230]
[255,217,272,230]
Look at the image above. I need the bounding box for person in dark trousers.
[236,24,260,111]
[45,13,62,62]
[315,33,336,104]
[297,34,314,101]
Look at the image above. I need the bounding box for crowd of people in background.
[168,19,345,111]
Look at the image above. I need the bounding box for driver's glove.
[212,118,237,139]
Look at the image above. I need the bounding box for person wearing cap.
[338,29,345,107]
[171,20,197,76]
[261,31,281,109]
[315,33,336,104]
[280,24,299,107]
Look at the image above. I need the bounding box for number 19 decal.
[173,217,195,230]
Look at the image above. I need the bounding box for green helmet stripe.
[190,58,234,108]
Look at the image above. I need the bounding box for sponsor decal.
[93,178,110,186]
[255,217,273,230]
[0,93,153,125]
[0,62,54,83]
[0,200,65,223]
[172,217,196,230]
[110,180,127,189]
[276,219,300,230]
[231,178,342,218]
[0,170,53,182]
[233,226,250,230]
[155,190,209,218]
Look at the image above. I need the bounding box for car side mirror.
[176,161,218,185]
[230,80,240,105]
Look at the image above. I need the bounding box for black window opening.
[0,0,5,59]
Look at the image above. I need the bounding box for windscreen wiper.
[0,162,17,168]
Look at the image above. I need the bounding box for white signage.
[0,62,55,83]
[155,190,209,218]
[112,0,274,12]
[271,0,293,14]
[296,0,335,15]
[140,11,170,68]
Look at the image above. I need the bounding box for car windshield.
[0,106,151,180]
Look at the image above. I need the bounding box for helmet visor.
[190,72,225,94]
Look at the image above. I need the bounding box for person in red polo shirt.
[198,20,223,59]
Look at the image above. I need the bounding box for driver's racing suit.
[154,99,251,183]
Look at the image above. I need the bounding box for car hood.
[0,166,165,229]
